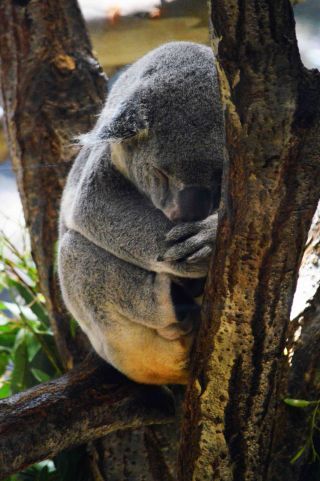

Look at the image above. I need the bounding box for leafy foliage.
[284,398,320,464]
[0,232,61,400]
[0,232,90,481]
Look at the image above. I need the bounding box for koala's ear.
[100,101,148,144]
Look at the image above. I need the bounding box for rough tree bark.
[0,0,107,368]
[271,207,320,481]
[0,355,174,478]
[178,1,320,481]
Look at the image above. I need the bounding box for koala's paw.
[158,213,218,276]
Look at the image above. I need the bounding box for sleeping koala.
[58,41,224,384]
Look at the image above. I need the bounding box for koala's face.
[139,158,220,223]
[102,42,225,223]
[113,127,223,223]
[147,162,222,224]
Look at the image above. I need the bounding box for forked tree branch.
[0,355,174,479]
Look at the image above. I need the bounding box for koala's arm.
[61,146,213,278]
[59,229,198,341]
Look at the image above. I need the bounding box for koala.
[58,42,224,384]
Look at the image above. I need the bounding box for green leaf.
[0,327,19,350]
[30,333,60,378]
[290,445,306,464]
[7,279,49,325]
[17,465,41,481]
[69,318,77,338]
[31,368,51,383]
[38,466,50,481]
[0,382,11,399]
[11,330,29,393]
[10,461,56,481]
[284,398,312,408]
[0,350,10,376]
[26,334,41,363]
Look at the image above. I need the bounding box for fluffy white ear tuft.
[75,131,97,147]
[99,100,149,144]
[74,97,148,148]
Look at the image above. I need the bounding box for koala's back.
[108,41,215,98]
[106,42,220,133]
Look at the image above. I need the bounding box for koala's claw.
[165,222,201,243]
[159,214,218,264]
[157,214,218,276]
[165,214,218,244]
[162,234,211,262]
[186,245,212,263]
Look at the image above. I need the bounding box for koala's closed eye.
[154,167,169,185]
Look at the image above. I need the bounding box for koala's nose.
[176,186,212,222]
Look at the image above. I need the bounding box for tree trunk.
[178,1,320,480]
[0,0,107,368]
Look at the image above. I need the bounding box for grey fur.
[58,42,225,384]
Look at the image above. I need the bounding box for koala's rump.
[58,229,191,384]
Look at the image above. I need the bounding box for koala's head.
[90,42,225,223]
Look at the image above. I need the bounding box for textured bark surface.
[272,210,320,481]
[0,355,175,479]
[178,1,320,480]
[0,0,107,368]
[96,425,179,481]
[270,283,320,481]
